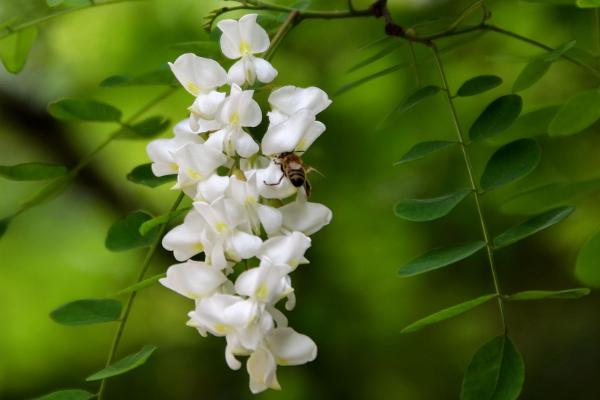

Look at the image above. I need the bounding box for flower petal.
[217,19,242,59]
[247,347,280,394]
[253,57,277,84]
[268,85,332,117]
[280,199,332,235]
[169,53,227,95]
[229,230,262,259]
[261,109,316,155]
[160,261,227,299]
[266,327,317,366]
[239,14,270,54]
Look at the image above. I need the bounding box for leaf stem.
[0,0,147,39]
[97,191,185,400]
[263,10,300,61]
[429,44,507,332]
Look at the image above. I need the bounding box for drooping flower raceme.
[147,13,332,394]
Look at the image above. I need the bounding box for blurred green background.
[1,0,600,398]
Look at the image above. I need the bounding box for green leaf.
[86,345,157,381]
[35,389,95,400]
[116,273,165,296]
[494,205,575,248]
[100,67,176,87]
[461,336,524,400]
[0,26,37,73]
[335,63,408,96]
[488,105,561,145]
[501,178,600,215]
[46,0,92,7]
[577,0,600,7]
[402,294,496,333]
[480,138,541,191]
[0,217,10,238]
[169,41,221,57]
[105,211,158,252]
[505,288,590,300]
[394,188,471,222]
[575,229,600,287]
[512,58,551,92]
[48,98,122,122]
[395,85,441,115]
[356,36,390,51]
[139,207,191,236]
[20,175,72,209]
[456,75,503,97]
[398,241,486,277]
[0,162,67,181]
[543,40,577,62]
[50,299,121,326]
[121,116,170,139]
[394,140,457,165]
[469,95,523,140]
[347,42,400,73]
[548,89,600,136]
[126,163,177,188]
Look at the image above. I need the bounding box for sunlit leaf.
[86,345,157,381]
[394,140,457,165]
[48,98,122,122]
[121,116,170,139]
[50,299,121,326]
[139,207,191,236]
[116,273,165,296]
[494,205,575,248]
[35,389,95,400]
[398,241,486,277]
[575,229,600,287]
[126,163,177,188]
[0,26,37,73]
[347,42,400,73]
[461,336,524,400]
[480,138,541,191]
[100,68,176,87]
[105,211,158,252]
[0,162,67,181]
[505,288,590,300]
[394,188,471,222]
[46,0,92,7]
[512,58,551,92]
[401,294,496,333]
[548,89,600,136]
[501,178,600,215]
[456,75,503,97]
[469,95,523,140]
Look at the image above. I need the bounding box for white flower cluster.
[146,14,332,394]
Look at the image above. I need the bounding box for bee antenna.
[307,167,326,178]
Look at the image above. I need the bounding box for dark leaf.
[105,211,158,252]
[139,207,191,236]
[394,85,441,115]
[347,42,400,73]
[398,241,486,277]
[456,75,503,97]
[512,58,551,92]
[35,389,95,400]
[469,95,523,140]
[480,138,541,191]
[402,294,496,333]
[394,140,457,164]
[126,163,177,188]
[461,336,524,400]
[100,68,176,87]
[494,205,575,248]
[121,116,170,139]
[575,229,600,287]
[394,188,471,222]
[0,162,67,181]
[48,98,122,122]
[505,288,590,300]
[50,299,121,325]
[86,345,157,381]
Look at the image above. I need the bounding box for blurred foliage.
[1,0,600,399]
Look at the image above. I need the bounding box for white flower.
[146,119,203,177]
[258,232,311,272]
[267,86,332,125]
[169,53,227,96]
[194,174,230,203]
[172,142,228,189]
[188,91,226,133]
[261,109,326,156]
[247,327,317,394]
[227,174,282,236]
[194,197,263,268]
[279,196,332,236]
[235,262,293,304]
[205,84,261,158]
[160,261,228,299]
[162,210,207,262]
[217,14,278,85]
[253,161,297,199]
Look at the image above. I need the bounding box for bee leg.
[303,179,311,197]
[263,174,285,186]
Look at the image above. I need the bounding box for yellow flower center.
[239,40,251,55]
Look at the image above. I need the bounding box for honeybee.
[264,152,312,196]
